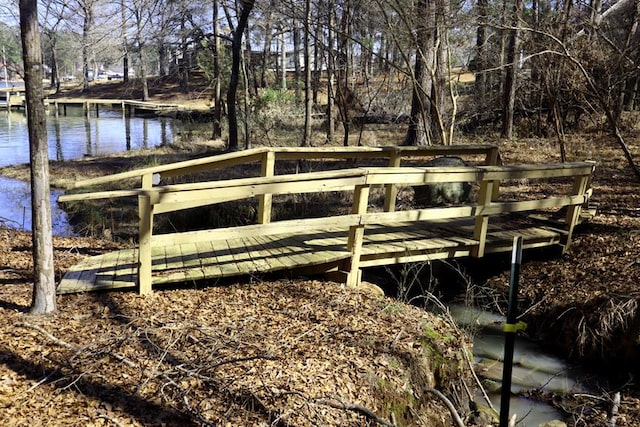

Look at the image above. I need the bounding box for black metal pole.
[499,235,523,427]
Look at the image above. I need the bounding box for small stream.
[447,305,586,426]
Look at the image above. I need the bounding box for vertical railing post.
[563,170,592,252]
[472,176,495,258]
[384,149,401,212]
[258,150,276,224]
[485,146,501,202]
[138,173,154,295]
[346,184,370,287]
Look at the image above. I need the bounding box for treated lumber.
[57,146,596,295]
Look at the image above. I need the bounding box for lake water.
[0,107,174,166]
[0,104,179,235]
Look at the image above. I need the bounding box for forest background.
[1,0,639,162]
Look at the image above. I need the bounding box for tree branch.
[314,397,397,427]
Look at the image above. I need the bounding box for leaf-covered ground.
[0,252,474,425]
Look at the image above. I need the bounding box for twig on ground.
[15,321,137,368]
[15,322,76,350]
[424,388,466,427]
[97,410,126,427]
[25,373,54,393]
[315,397,397,427]
[608,392,621,427]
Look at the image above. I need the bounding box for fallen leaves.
[0,276,472,426]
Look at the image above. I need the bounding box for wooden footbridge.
[57,145,596,295]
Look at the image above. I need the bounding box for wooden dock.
[45,98,181,116]
[0,86,26,110]
[57,145,596,295]
[0,88,181,115]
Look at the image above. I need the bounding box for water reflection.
[0,176,73,236]
[0,106,175,167]
[0,105,180,235]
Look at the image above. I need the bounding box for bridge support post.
[564,171,592,252]
[472,178,495,258]
[485,146,502,201]
[258,150,275,224]
[138,174,155,294]
[346,185,370,287]
[384,150,401,212]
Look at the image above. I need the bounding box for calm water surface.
[0,107,174,167]
[0,104,180,235]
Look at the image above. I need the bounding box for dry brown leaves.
[0,277,472,426]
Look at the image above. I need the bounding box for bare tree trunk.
[19,0,56,315]
[501,0,523,139]
[259,2,274,88]
[432,0,451,144]
[227,0,255,151]
[475,0,488,106]
[312,6,322,105]
[280,32,287,90]
[615,0,640,119]
[498,0,509,97]
[241,48,251,149]
[302,0,312,147]
[179,18,189,94]
[212,0,222,139]
[48,34,60,92]
[134,8,149,102]
[403,0,434,146]
[121,0,129,83]
[336,0,352,146]
[81,3,93,92]
[293,23,302,104]
[326,0,335,143]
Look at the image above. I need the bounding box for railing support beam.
[384,150,401,212]
[258,151,276,224]
[472,179,495,258]
[346,184,370,287]
[137,173,154,295]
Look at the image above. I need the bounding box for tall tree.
[78,0,95,91]
[227,0,256,151]
[501,0,523,139]
[403,0,435,146]
[475,0,489,109]
[302,0,312,146]
[19,0,56,314]
[212,0,223,139]
[120,0,129,82]
[336,0,352,146]
[326,0,336,143]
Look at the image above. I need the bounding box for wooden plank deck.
[57,215,566,294]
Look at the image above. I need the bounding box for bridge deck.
[58,215,564,293]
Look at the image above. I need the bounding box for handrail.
[65,144,500,189]
[59,162,592,204]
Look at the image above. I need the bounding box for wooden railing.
[59,145,595,295]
